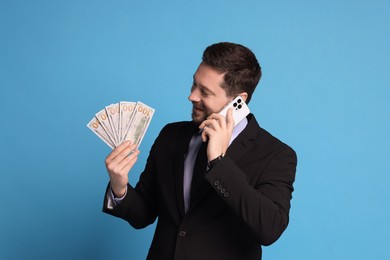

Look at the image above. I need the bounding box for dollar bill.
[87,101,154,149]
[106,103,120,145]
[119,101,136,143]
[123,101,155,149]
[87,117,115,149]
[96,108,118,146]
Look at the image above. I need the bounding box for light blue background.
[1,1,389,259]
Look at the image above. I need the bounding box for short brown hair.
[202,42,261,104]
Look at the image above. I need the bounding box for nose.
[188,86,200,102]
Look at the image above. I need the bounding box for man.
[103,42,297,259]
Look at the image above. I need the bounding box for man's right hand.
[105,141,140,198]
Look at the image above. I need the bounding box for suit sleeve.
[102,132,161,229]
[205,145,297,246]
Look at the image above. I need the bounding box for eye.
[200,88,210,97]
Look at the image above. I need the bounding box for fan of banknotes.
[87,101,155,149]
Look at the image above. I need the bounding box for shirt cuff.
[106,185,128,210]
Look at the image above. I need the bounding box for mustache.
[192,103,204,110]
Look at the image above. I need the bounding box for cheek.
[203,100,220,114]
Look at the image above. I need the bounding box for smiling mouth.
[193,106,204,113]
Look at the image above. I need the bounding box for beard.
[191,104,209,124]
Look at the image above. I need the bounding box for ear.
[238,92,248,103]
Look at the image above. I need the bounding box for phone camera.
[238,104,242,109]
[233,102,237,107]
[237,99,242,103]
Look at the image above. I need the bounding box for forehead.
[194,63,225,91]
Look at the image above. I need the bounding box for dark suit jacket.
[103,114,297,260]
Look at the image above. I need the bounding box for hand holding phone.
[219,96,250,127]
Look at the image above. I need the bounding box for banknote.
[87,117,115,149]
[87,101,155,149]
[105,103,120,145]
[123,101,155,148]
[95,108,117,146]
[119,101,136,142]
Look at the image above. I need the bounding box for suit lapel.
[225,114,259,162]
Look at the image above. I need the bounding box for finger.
[210,118,222,131]
[207,113,225,124]
[215,112,227,129]
[226,108,234,129]
[114,149,139,172]
[199,113,218,129]
[106,141,132,162]
[201,126,211,142]
[200,116,224,131]
[199,120,208,130]
[106,148,139,177]
[199,121,217,135]
[106,143,137,169]
[111,143,138,164]
[119,150,140,173]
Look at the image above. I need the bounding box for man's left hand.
[199,108,234,161]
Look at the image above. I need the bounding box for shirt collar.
[229,117,248,145]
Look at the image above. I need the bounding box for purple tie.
[183,133,203,212]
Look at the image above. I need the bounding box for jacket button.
[217,184,222,190]
[220,188,225,193]
[179,231,187,237]
[223,192,229,197]
[214,180,220,186]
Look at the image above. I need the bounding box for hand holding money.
[105,141,140,197]
[87,101,155,149]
